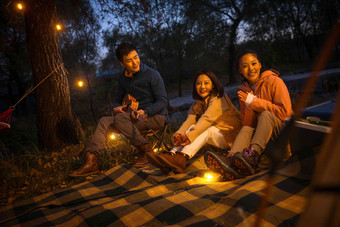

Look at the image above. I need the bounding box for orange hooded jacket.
[238,70,293,128]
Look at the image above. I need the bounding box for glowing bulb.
[78,81,84,87]
[153,148,158,152]
[109,133,115,140]
[204,173,214,181]
[17,3,23,10]
[56,24,62,30]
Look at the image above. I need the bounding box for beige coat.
[176,94,241,148]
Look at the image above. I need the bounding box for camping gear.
[0,64,64,130]
[303,99,336,122]
[254,19,340,227]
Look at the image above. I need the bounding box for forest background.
[0,0,339,205]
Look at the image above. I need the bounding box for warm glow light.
[153,148,158,152]
[56,24,62,30]
[78,81,84,87]
[204,173,214,181]
[17,3,23,10]
[109,133,115,140]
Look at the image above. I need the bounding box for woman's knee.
[240,125,255,133]
[258,111,282,126]
[259,111,274,120]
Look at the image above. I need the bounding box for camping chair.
[142,108,173,153]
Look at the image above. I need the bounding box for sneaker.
[232,147,259,176]
[204,151,240,181]
[156,152,187,173]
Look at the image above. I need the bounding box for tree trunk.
[24,0,82,151]
[85,73,96,122]
[178,70,183,97]
[295,24,314,60]
[228,17,242,84]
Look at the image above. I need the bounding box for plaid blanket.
[0,148,317,227]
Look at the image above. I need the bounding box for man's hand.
[131,109,147,123]
[113,105,127,114]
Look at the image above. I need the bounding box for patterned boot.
[232,147,259,176]
[204,151,240,181]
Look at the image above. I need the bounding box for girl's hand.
[237,90,254,102]
[237,90,248,102]
[180,134,190,146]
[173,133,182,146]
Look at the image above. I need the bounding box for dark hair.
[192,69,224,100]
[236,49,260,67]
[115,42,138,62]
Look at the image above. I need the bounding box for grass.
[0,73,338,207]
[0,114,183,207]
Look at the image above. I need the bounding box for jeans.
[85,113,165,155]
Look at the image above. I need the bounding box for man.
[69,42,168,177]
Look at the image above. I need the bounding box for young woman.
[146,69,241,173]
[205,50,293,180]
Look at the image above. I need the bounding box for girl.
[205,50,293,180]
[146,69,241,174]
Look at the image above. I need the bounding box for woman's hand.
[237,90,248,102]
[173,133,190,146]
[173,133,182,146]
[179,134,190,146]
[237,90,254,103]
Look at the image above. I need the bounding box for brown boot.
[69,152,99,177]
[145,148,165,168]
[131,153,150,167]
[156,152,187,173]
[131,144,152,167]
[145,151,171,175]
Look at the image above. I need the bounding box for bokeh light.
[17,3,23,10]
[56,24,62,30]
[77,80,84,87]
[204,173,214,182]
[109,133,115,140]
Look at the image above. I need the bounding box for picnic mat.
[0,147,318,226]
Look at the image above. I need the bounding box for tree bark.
[228,17,242,84]
[24,0,82,151]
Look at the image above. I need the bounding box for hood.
[239,69,279,90]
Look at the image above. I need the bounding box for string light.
[14,3,62,35]
[17,3,23,10]
[109,133,115,140]
[77,80,84,87]
[56,24,62,31]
